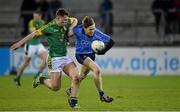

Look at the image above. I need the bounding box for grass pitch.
[0,75,180,111]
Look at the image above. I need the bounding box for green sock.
[39,75,48,84]
[37,71,41,76]
[34,71,42,79]
[15,75,21,80]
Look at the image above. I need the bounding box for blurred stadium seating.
[0,0,22,46]
[0,0,180,46]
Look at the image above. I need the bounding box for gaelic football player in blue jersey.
[67,16,114,103]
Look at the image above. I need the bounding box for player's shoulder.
[40,19,45,22]
[94,27,111,38]
[75,24,83,30]
[95,27,101,32]
[95,27,106,35]
[39,19,45,23]
[94,27,102,35]
[29,19,34,24]
[74,24,83,33]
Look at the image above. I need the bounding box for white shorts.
[24,43,47,57]
[47,55,73,73]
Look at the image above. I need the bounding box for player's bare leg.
[66,65,89,97]
[82,57,113,103]
[43,72,61,91]
[34,51,47,79]
[66,57,113,103]
[83,57,103,91]
[33,72,61,91]
[79,65,90,81]
[14,55,30,86]
[33,61,80,108]
[63,62,80,108]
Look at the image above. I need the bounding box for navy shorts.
[76,53,95,64]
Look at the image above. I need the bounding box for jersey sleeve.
[28,20,36,32]
[36,20,54,36]
[35,20,46,36]
[69,17,76,24]
[73,26,78,35]
[95,28,110,44]
[41,20,45,25]
[66,17,76,29]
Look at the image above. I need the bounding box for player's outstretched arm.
[68,17,78,37]
[97,38,115,55]
[10,31,37,50]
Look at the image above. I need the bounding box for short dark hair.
[82,16,95,28]
[33,10,42,15]
[56,8,69,17]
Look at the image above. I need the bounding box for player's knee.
[23,62,30,67]
[40,61,46,68]
[24,59,30,64]
[79,74,86,81]
[42,59,46,64]
[51,84,60,91]
[93,68,100,76]
[51,86,60,91]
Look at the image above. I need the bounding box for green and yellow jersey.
[27,19,45,45]
[36,18,74,57]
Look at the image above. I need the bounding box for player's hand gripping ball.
[91,40,105,53]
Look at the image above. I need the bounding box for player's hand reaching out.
[11,31,37,51]
[10,42,23,50]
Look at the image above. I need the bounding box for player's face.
[84,24,95,36]
[33,13,41,22]
[55,15,68,26]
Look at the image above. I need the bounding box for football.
[91,40,105,53]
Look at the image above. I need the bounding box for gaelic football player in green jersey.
[11,8,80,108]
[14,10,48,86]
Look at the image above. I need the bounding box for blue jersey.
[73,25,110,54]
